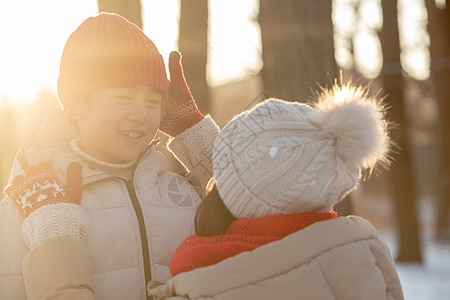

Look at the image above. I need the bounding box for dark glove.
[159,51,204,137]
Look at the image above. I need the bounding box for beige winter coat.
[150,216,404,300]
[0,108,218,300]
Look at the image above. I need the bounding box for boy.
[0,13,218,300]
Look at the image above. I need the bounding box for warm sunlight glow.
[354,0,383,78]
[331,84,360,104]
[142,0,180,75]
[208,0,262,86]
[398,0,430,80]
[354,31,383,79]
[435,0,446,9]
[0,1,97,105]
[333,0,430,80]
[0,0,431,107]
[0,0,262,107]
[332,1,356,70]
[333,0,384,78]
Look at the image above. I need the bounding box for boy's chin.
[116,152,142,163]
[103,149,141,164]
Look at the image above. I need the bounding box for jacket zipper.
[124,140,159,300]
[126,179,152,300]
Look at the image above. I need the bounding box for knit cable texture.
[168,116,219,173]
[276,141,334,203]
[232,136,315,169]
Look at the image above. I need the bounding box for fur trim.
[311,84,390,168]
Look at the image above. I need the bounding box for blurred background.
[0,0,449,298]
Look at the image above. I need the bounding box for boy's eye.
[114,95,132,103]
[145,99,161,106]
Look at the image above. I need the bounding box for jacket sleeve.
[0,198,29,300]
[22,237,95,300]
[1,197,95,300]
[167,116,219,198]
[20,204,94,299]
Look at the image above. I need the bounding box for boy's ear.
[64,101,88,121]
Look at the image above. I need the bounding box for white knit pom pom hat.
[213,84,390,219]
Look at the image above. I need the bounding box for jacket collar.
[9,138,165,186]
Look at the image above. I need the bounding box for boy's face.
[75,85,162,164]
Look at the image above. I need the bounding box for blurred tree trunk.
[379,0,422,261]
[258,0,352,215]
[258,0,337,101]
[97,0,143,28]
[178,0,209,114]
[425,0,450,241]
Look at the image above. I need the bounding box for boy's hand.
[4,161,82,216]
[159,51,204,137]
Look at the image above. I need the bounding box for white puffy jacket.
[0,108,219,300]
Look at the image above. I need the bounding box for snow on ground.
[380,233,450,300]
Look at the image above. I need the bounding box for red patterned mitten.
[159,51,204,137]
[4,161,82,216]
[4,161,85,250]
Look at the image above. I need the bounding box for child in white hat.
[150,84,404,300]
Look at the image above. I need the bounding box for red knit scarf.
[169,211,338,276]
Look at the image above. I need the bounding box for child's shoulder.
[21,107,78,149]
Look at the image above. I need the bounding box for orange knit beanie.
[57,13,168,110]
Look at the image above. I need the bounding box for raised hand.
[159,51,204,137]
[4,161,82,216]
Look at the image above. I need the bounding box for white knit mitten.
[4,161,86,250]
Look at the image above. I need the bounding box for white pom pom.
[310,84,390,168]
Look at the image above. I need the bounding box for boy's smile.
[74,85,162,164]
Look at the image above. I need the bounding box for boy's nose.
[128,102,150,122]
